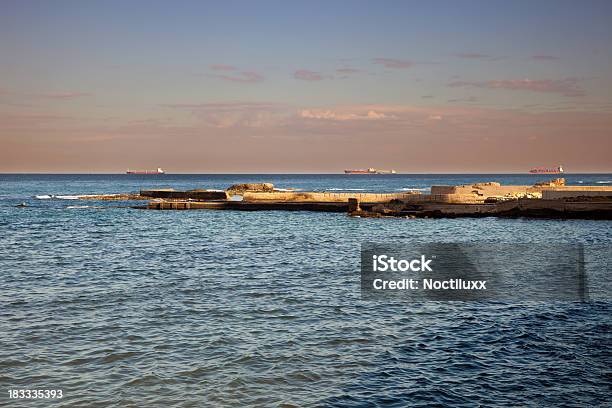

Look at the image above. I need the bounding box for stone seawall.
[140,189,229,200]
[542,188,612,199]
[241,191,418,203]
[431,183,539,197]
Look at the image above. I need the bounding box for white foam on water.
[596,180,611,184]
[399,187,429,192]
[66,205,100,209]
[327,188,366,191]
[56,194,116,200]
[274,188,303,192]
[55,195,81,200]
[36,193,113,200]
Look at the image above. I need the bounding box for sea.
[1,174,611,407]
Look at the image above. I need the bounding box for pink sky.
[1,1,612,173]
[2,103,610,173]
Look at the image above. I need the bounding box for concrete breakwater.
[82,180,612,219]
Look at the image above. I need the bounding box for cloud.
[211,71,264,83]
[447,96,478,103]
[294,69,325,81]
[0,113,76,127]
[162,102,281,110]
[35,92,92,99]
[454,53,506,62]
[372,58,413,69]
[448,78,585,97]
[0,89,92,100]
[336,68,361,75]
[531,55,560,61]
[455,53,491,59]
[209,64,237,71]
[300,108,393,121]
[162,101,286,128]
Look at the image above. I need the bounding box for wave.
[274,188,303,192]
[326,188,366,191]
[595,180,611,184]
[55,195,81,200]
[35,194,115,200]
[66,205,104,209]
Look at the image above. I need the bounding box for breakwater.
[121,180,612,219]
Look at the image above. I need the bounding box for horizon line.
[1,171,611,175]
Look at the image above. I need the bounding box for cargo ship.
[528,166,564,174]
[126,167,165,175]
[344,168,396,174]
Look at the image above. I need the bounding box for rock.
[226,183,275,193]
[473,182,501,190]
[534,178,566,188]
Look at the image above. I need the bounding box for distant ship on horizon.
[126,167,165,175]
[344,168,396,175]
[528,165,564,174]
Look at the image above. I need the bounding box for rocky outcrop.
[241,191,420,203]
[534,178,566,187]
[80,194,148,200]
[226,183,275,193]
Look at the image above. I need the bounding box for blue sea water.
[0,174,611,407]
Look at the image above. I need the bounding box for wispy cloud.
[454,53,506,61]
[447,96,478,103]
[209,64,237,71]
[531,55,560,61]
[162,102,281,110]
[372,58,412,69]
[448,78,585,97]
[1,90,94,100]
[455,53,491,59]
[162,101,286,128]
[336,68,361,75]
[300,109,392,121]
[0,89,92,99]
[35,92,92,99]
[211,71,264,83]
[294,69,325,81]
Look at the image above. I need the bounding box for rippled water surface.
[1,174,611,407]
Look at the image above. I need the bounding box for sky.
[1,0,611,173]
